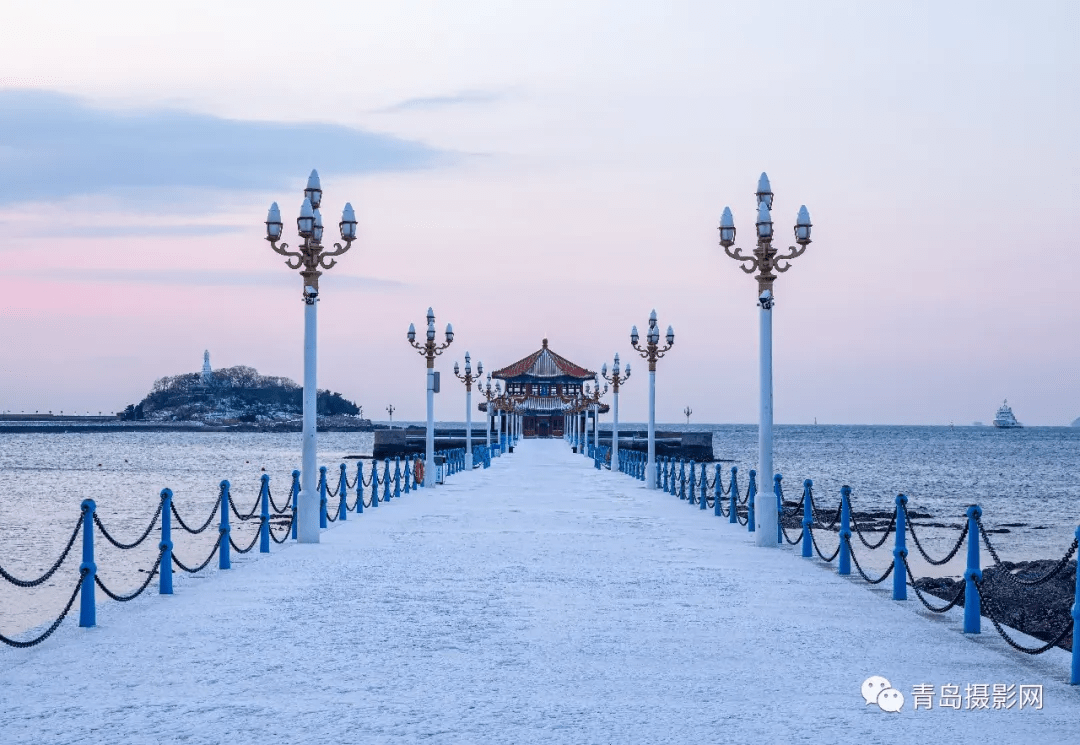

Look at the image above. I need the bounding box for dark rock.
[914,559,1076,652]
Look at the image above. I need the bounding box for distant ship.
[992,400,1022,429]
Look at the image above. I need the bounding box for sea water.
[2,425,1078,636]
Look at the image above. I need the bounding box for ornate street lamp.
[630,310,675,488]
[719,172,813,546]
[264,169,357,543]
[386,403,395,423]
[684,406,692,424]
[453,353,482,469]
[583,379,607,456]
[477,375,498,452]
[601,354,631,467]
[407,307,454,486]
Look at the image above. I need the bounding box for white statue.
[202,350,212,383]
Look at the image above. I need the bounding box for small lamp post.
[264,169,357,543]
[453,353,482,469]
[630,310,675,488]
[386,404,395,424]
[684,406,692,424]
[407,307,454,486]
[719,172,813,546]
[601,354,631,467]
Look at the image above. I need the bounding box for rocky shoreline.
[778,501,1076,652]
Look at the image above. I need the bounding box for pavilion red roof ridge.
[491,338,595,380]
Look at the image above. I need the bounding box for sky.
[0,1,1077,425]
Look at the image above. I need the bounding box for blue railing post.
[383,459,391,501]
[701,464,710,510]
[679,460,686,499]
[355,462,364,513]
[290,470,300,540]
[687,461,697,505]
[219,480,231,570]
[317,467,328,529]
[159,489,174,594]
[338,464,348,521]
[394,458,402,498]
[728,467,738,523]
[79,499,96,627]
[1072,525,1080,685]
[260,475,271,553]
[838,486,851,576]
[403,456,411,493]
[747,470,757,532]
[963,505,982,634]
[893,494,908,600]
[370,461,379,506]
[801,479,813,558]
[774,474,783,545]
[655,458,660,488]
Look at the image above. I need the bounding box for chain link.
[229,526,262,554]
[0,512,83,587]
[269,518,293,544]
[172,533,223,573]
[171,492,222,535]
[905,505,967,565]
[849,509,896,550]
[780,523,803,545]
[94,548,164,602]
[268,485,291,514]
[0,573,85,648]
[93,500,163,550]
[902,555,966,613]
[228,490,261,521]
[977,516,1078,586]
[810,527,841,562]
[845,536,895,584]
[975,580,1074,654]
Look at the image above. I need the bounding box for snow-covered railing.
[615,456,1080,684]
[1,448,500,649]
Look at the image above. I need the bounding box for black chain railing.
[93,500,163,550]
[171,489,223,535]
[95,549,164,602]
[0,513,83,588]
[0,573,85,648]
[975,581,1074,655]
[845,536,895,585]
[229,527,262,554]
[228,490,261,521]
[172,534,223,574]
[904,505,967,565]
[977,516,1079,586]
[268,486,291,514]
[901,555,967,613]
[809,526,841,562]
[849,509,897,550]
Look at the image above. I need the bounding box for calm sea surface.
[2,425,1078,637]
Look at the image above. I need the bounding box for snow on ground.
[1,440,1077,744]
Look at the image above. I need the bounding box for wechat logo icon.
[862,676,905,713]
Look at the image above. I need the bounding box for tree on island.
[118,365,360,422]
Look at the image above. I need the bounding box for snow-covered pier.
[3,440,1078,743]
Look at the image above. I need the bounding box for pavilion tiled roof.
[491,339,595,380]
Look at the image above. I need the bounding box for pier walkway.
[2,440,1077,743]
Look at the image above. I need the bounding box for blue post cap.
[966,504,982,519]
[320,465,327,473]
[841,485,851,495]
[81,498,96,511]
[803,478,812,487]
[731,465,738,473]
[261,474,270,483]
[774,474,782,482]
[160,488,172,498]
[895,493,908,505]
[220,479,230,489]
